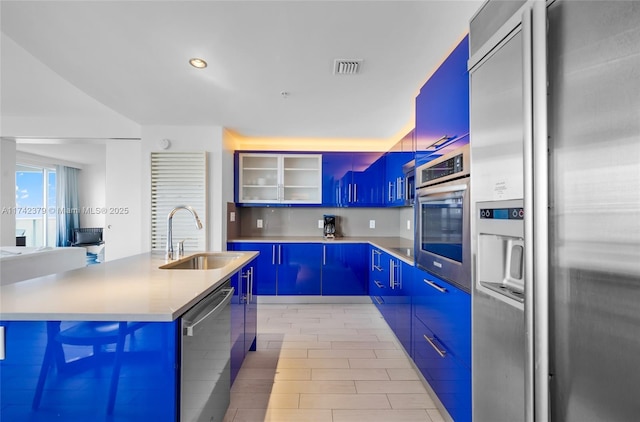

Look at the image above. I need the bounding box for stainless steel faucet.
[166,205,203,260]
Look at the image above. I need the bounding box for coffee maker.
[323,214,337,239]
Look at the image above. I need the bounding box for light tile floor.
[224,303,447,422]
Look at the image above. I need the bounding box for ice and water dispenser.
[476,199,525,307]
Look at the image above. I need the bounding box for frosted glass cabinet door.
[281,155,322,204]
[238,154,280,203]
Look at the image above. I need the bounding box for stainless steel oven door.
[416,177,471,292]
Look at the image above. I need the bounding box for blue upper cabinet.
[415,35,470,167]
[322,152,384,207]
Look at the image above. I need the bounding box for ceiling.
[1,1,482,141]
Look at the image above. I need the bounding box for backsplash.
[228,205,414,240]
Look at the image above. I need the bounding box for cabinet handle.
[249,267,254,304]
[354,184,357,202]
[424,278,447,293]
[388,181,394,202]
[397,177,403,200]
[348,184,352,202]
[323,245,326,265]
[389,259,395,289]
[423,334,446,358]
[272,245,276,265]
[371,249,382,271]
[278,245,282,265]
[374,280,385,289]
[243,267,254,304]
[0,326,4,360]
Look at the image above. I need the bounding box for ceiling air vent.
[333,59,362,75]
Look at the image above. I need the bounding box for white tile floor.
[224,303,447,422]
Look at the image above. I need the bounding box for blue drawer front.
[412,317,471,422]
[412,270,471,367]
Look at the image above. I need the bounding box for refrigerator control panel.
[480,207,524,220]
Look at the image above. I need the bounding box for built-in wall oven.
[415,144,471,292]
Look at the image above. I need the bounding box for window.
[15,165,56,247]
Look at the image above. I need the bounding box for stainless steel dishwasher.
[180,281,234,422]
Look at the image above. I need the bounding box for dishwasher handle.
[183,286,235,337]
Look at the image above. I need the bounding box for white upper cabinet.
[238,153,322,204]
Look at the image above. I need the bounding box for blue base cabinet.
[321,243,368,295]
[412,269,471,422]
[230,242,369,296]
[228,242,322,296]
[229,242,277,295]
[0,320,178,422]
[369,247,413,353]
[230,258,257,385]
[277,243,322,295]
[412,317,471,422]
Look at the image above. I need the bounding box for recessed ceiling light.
[189,58,207,69]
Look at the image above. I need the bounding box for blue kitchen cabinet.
[229,242,277,295]
[321,243,368,295]
[415,36,470,167]
[384,151,414,206]
[322,152,384,207]
[390,258,413,353]
[0,320,178,421]
[371,249,413,353]
[321,152,352,206]
[365,155,387,206]
[411,268,471,422]
[412,268,471,367]
[230,258,257,385]
[369,246,389,312]
[412,317,471,422]
[276,243,322,295]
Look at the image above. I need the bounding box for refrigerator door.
[548,1,640,421]
[470,20,527,422]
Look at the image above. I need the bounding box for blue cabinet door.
[369,246,388,307]
[393,260,413,353]
[0,320,178,422]
[415,36,470,167]
[412,317,471,422]
[229,259,258,386]
[412,268,471,368]
[321,243,368,295]
[322,152,384,207]
[229,242,277,295]
[384,151,414,206]
[230,270,246,385]
[277,243,322,295]
[322,152,352,206]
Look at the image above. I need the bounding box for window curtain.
[56,165,80,247]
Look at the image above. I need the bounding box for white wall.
[104,140,142,261]
[140,125,228,252]
[0,139,17,245]
[77,153,106,229]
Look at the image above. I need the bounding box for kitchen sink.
[160,253,242,270]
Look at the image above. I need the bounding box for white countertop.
[0,251,258,322]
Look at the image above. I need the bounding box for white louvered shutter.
[151,152,207,252]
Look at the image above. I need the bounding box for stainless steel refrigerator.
[469,1,640,421]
